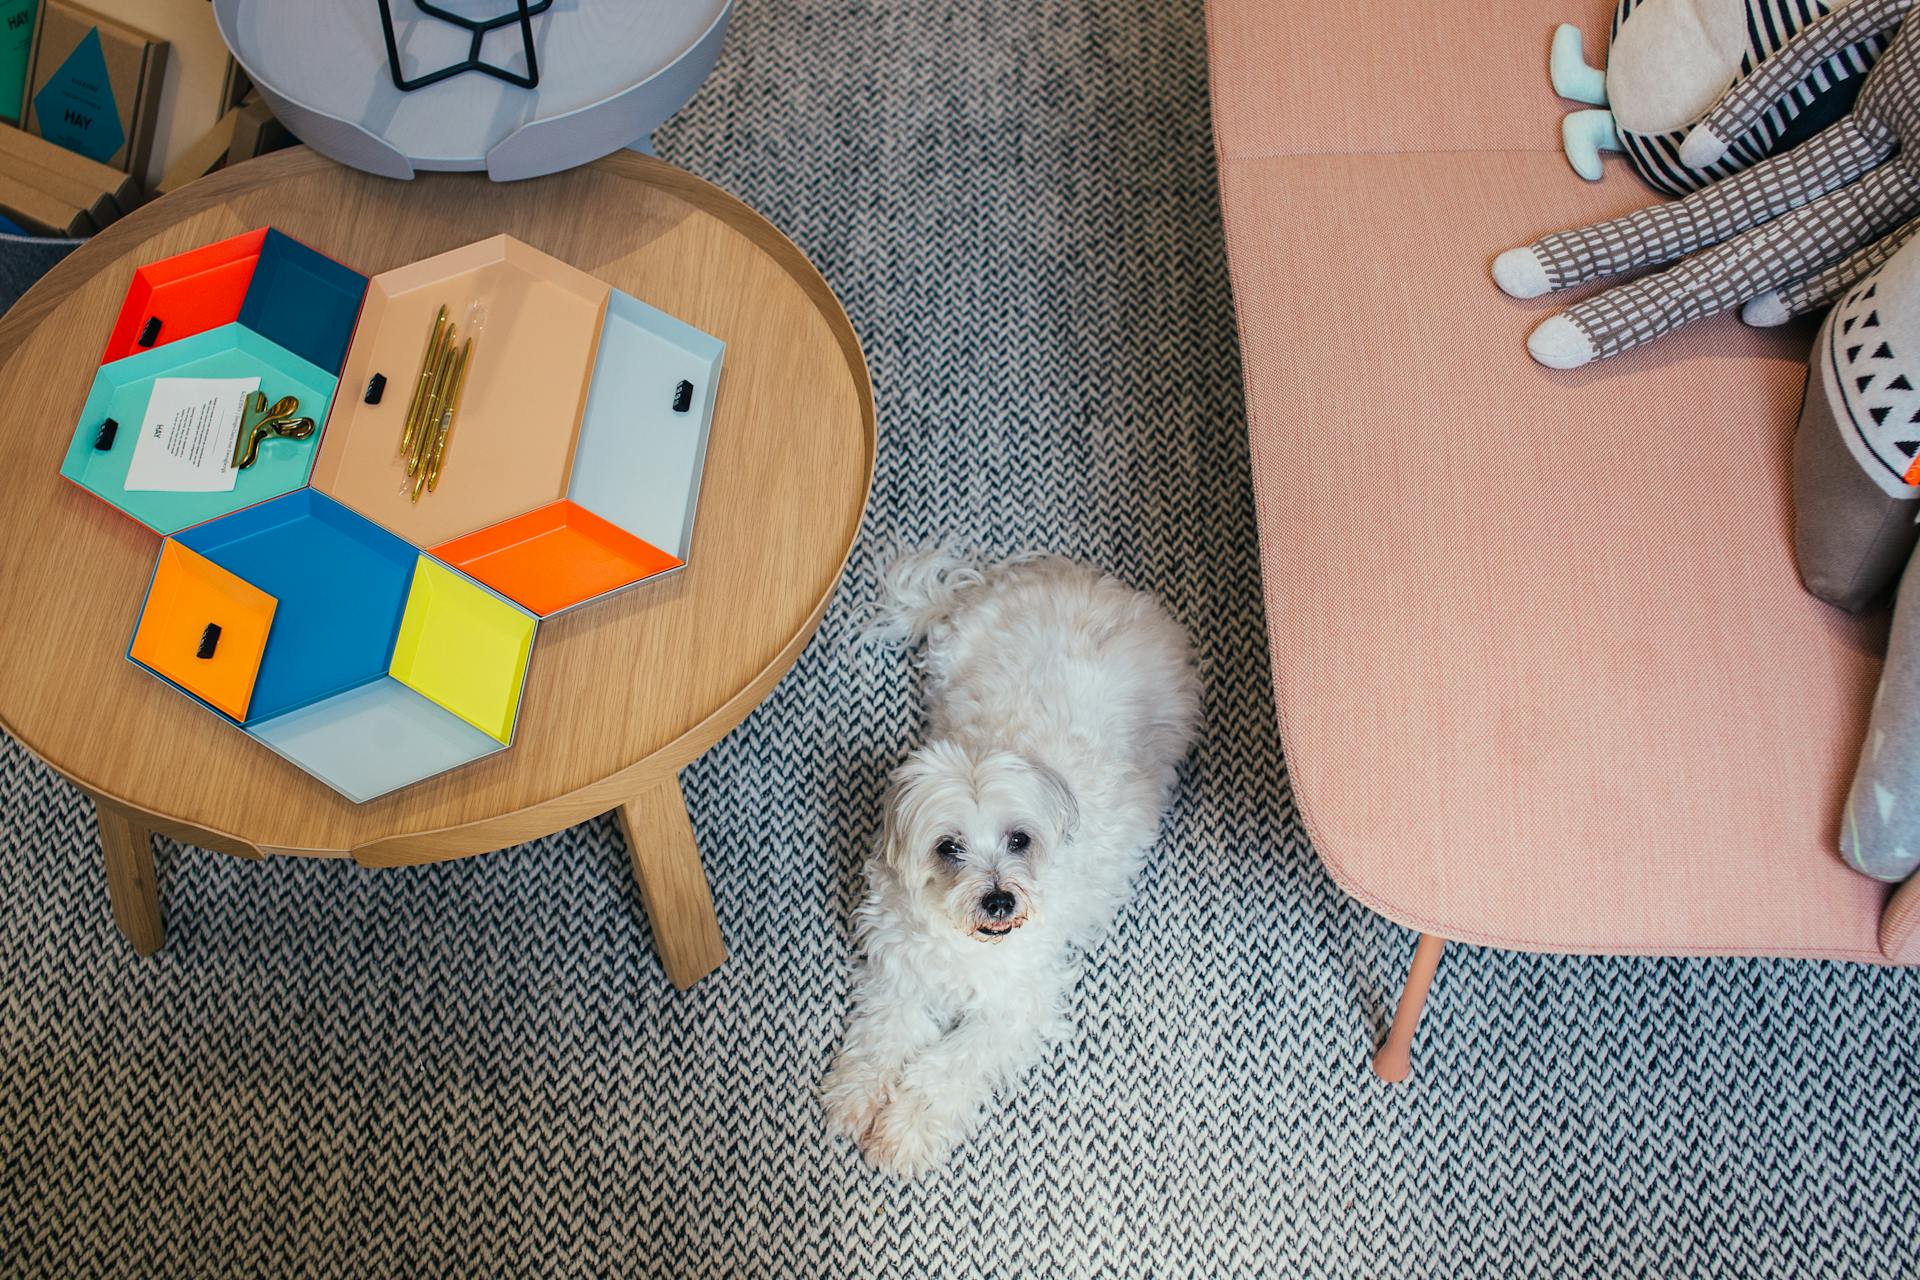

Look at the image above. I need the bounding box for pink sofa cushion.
[1220,144,1894,959]
[1207,0,1611,162]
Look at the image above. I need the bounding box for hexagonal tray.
[81,230,722,803]
[566,288,723,561]
[61,324,340,535]
[172,490,418,724]
[101,228,267,364]
[312,235,609,548]
[245,555,537,802]
[100,227,368,376]
[129,496,540,802]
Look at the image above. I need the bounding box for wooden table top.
[0,148,874,864]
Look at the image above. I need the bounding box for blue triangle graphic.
[32,28,125,164]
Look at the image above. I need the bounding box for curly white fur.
[822,551,1199,1177]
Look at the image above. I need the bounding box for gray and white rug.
[5,2,1920,1275]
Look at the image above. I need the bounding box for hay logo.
[6,9,29,30]
[30,27,124,163]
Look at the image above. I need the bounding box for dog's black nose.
[982,889,1016,920]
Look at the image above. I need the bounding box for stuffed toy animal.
[1552,0,1882,192]
[1787,233,1920,880]
[1495,0,1920,368]
[1745,210,1920,321]
[1845,552,1920,882]
[1793,235,1920,612]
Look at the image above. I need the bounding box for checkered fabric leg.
[1561,159,1920,358]
[1769,213,1920,318]
[1531,116,1892,290]
[1614,0,1888,199]
[1698,0,1914,149]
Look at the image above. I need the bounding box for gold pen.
[408,327,457,479]
[401,305,448,454]
[426,337,471,493]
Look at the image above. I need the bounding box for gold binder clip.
[231,392,311,469]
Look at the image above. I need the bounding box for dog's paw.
[820,1061,895,1146]
[858,1081,966,1179]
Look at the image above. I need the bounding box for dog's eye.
[1007,830,1031,853]
[934,838,963,862]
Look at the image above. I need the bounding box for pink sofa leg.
[1371,932,1447,1083]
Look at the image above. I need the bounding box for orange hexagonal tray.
[129,541,278,722]
[432,500,683,617]
[101,228,267,364]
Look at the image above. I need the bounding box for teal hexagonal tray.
[61,323,339,535]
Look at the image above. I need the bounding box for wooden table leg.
[1371,932,1446,1084]
[614,774,725,989]
[97,801,163,956]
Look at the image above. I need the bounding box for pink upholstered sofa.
[1207,0,1920,1080]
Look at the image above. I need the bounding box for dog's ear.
[1022,755,1079,844]
[879,752,931,874]
[878,772,910,873]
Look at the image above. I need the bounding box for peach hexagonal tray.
[313,235,609,549]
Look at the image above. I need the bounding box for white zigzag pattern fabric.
[3,1,1920,1275]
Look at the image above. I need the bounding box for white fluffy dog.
[822,551,1199,1177]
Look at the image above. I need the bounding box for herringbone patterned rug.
[5,1,1920,1275]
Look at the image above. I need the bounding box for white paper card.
[123,376,260,493]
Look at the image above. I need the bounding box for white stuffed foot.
[1679,124,1730,170]
[1740,291,1791,327]
[1526,315,1598,369]
[1492,247,1551,299]
[1561,109,1620,182]
[1549,24,1609,106]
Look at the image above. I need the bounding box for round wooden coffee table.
[0,148,874,987]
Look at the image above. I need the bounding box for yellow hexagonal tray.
[387,556,536,744]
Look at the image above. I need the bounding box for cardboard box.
[152,102,232,195]
[0,144,113,226]
[226,93,289,165]
[73,0,241,190]
[0,119,136,212]
[219,51,247,113]
[0,0,37,125]
[0,164,88,233]
[23,0,165,186]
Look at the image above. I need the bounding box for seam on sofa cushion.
[1217,143,1573,164]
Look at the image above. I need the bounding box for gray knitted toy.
[1551,0,1882,193]
[1794,235,1920,613]
[1495,0,1920,368]
[1844,560,1920,881]
[1791,234,1920,881]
